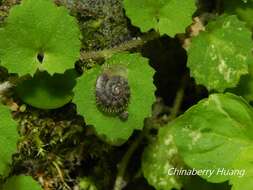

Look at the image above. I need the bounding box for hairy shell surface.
[95,65,130,117]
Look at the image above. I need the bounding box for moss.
[0,0,20,25]
[56,0,131,50]
[11,104,116,189]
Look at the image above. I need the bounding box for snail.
[95,64,130,120]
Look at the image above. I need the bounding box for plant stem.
[113,77,185,190]
[113,131,145,190]
[80,31,159,61]
[168,86,185,121]
[167,75,186,120]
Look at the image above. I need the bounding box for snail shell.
[95,65,130,116]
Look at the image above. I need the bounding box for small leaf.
[73,53,155,145]
[15,70,78,109]
[142,128,183,190]
[171,93,253,183]
[187,15,253,92]
[123,0,196,36]
[0,104,18,177]
[0,0,81,75]
[2,175,42,190]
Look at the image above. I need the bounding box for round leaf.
[0,104,18,176]
[123,0,196,36]
[0,0,81,75]
[73,53,155,144]
[15,70,78,109]
[187,15,253,92]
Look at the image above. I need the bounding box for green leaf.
[123,0,196,36]
[224,0,253,29]
[2,175,42,190]
[0,104,18,177]
[187,15,253,92]
[79,177,98,190]
[230,146,253,190]
[171,93,253,184]
[142,128,183,190]
[15,70,78,109]
[0,0,81,75]
[228,65,253,102]
[73,53,155,145]
[185,176,230,190]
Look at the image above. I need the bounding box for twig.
[80,31,159,61]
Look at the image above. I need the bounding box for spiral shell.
[95,65,130,116]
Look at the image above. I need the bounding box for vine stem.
[80,31,159,61]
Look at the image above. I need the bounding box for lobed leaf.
[123,0,196,36]
[73,53,155,145]
[0,0,81,75]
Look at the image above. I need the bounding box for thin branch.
[80,31,159,61]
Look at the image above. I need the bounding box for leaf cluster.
[1,0,253,189]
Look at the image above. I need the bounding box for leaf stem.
[80,31,159,61]
[168,86,185,121]
[167,75,186,120]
